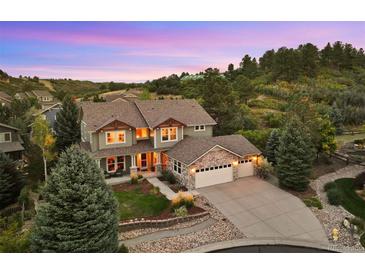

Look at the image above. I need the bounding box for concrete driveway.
[198,176,328,243]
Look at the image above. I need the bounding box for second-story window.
[194,125,205,131]
[136,128,149,139]
[0,132,11,143]
[161,127,177,142]
[106,130,126,145]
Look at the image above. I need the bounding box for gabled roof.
[0,122,20,131]
[0,91,12,102]
[35,102,62,115]
[32,90,53,97]
[80,101,148,132]
[80,99,216,132]
[135,99,217,128]
[166,135,261,165]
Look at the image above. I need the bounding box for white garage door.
[237,159,254,178]
[195,164,233,188]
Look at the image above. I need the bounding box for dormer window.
[136,128,149,139]
[161,127,177,142]
[194,125,205,131]
[106,130,125,144]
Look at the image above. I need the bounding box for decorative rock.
[343,218,351,229]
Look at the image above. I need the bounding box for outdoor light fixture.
[233,161,238,166]
[191,168,196,173]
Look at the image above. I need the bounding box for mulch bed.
[112,179,206,221]
[112,179,152,194]
[281,185,317,199]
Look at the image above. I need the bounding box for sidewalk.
[147,177,176,200]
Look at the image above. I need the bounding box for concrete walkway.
[121,218,216,246]
[198,176,328,243]
[147,177,176,200]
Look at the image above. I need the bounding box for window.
[136,128,149,139]
[173,160,182,174]
[107,157,116,172]
[161,127,177,142]
[194,125,206,131]
[116,156,125,170]
[106,130,126,145]
[0,132,11,143]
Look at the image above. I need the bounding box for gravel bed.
[310,165,365,252]
[123,196,245,252]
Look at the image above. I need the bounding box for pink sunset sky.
[1,22,365,82]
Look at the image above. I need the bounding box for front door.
[140,153,147,170]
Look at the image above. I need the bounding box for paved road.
[198,177,328,243]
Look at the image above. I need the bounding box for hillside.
[0,69,142,99]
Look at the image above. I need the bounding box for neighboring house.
[15,90,59,109]
[0,123,25,160]
[34,102,62,132]
[101,92,138,103]
[0,91,12,107]
[80,99,261,189]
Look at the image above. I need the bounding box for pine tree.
[265,128,281,166]
[0,152,24,209]
[276,117,315,191]
[54,95,81,151]
[30,146,119,252]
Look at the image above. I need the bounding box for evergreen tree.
[54,95,81,151]
[0,152,24,209]
[265,128,281,166]
[276,117,315,191]
[298,43,319,77]
[30,146,119,252]
[320,42,333,66]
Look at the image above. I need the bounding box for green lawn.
[335,133,365,145]
[113,188,170,221]
[332,178,365,220]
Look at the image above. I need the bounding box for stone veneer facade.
[168,147,242,190]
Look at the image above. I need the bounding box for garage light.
[190,168,196,173]
[233,161,238,166]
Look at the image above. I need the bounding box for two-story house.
[15,90,59,109]
[0,123,25,160]
[80,99,261,190]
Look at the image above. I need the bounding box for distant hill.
[0,69,142,99]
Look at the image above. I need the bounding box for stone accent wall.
[167,157,193,189]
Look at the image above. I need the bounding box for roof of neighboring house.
[32,90,53,97]
[103,93,129,103]
[0,91,12,102]
[81,101,148,131]
[135,99,217,128]
[35,102,62,115]
[166,135,261,165]
[0,142,24,153]
[0,122,20,131]
[81,140,163,159]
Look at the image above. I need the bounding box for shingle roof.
[80,101,148,131]
[0,91,12,102]
[0,142,24,153]
[0,122,20,131]
[135,99,217,128]
[166,135,261,165]
[32,90,53,97]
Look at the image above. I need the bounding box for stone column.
[130,154,138,177]
[155,152,162,173]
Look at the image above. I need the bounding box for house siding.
[98,129,133,150]
[183,125,213,138]
[0,126,19,142]
[154,127,183,149]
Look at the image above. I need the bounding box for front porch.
[105,170,161,185]
[99,151,167,182]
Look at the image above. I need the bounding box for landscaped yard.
[113,180,170,221]
[329,178,365,220]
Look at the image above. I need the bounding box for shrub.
[324,181,336,192]
[303,197,323,209]
[137,174,143,179]
[327,188,342,205]
[171,192,194,209]
[130,176,138,185]
[350,217,365,233]
[360,233,365,248]
[254,158,273,179]
[161,170,177,184]
[354,172,365,190]
[118,244,129,253]
[174,206,188,217]
[149,186,160,195]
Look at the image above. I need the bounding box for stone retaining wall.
[119,211,210,232]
